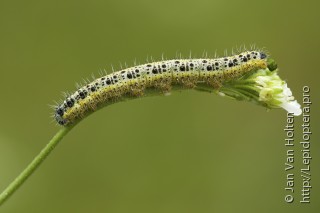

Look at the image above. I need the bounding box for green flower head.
[254,70,301,115]
[219,59,302,116]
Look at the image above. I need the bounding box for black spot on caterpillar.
[54,51,268,125]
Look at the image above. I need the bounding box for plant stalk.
[0,125,75,206]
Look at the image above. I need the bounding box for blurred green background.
[0,0,319,212]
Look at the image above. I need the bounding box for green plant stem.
[0,90,165,206]
[0,90,162,206]
[0,125,76,206]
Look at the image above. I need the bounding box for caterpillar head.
[54,107,68,125]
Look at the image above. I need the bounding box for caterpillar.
[54,50,269,125]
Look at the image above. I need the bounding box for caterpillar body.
[54,51,268,125]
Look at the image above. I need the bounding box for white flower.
[254,70,302,116]
[279,84,302,116]
[219,67,302,116]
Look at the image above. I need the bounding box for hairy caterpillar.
[54,50,269,125]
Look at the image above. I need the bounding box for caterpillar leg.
[153,77,172,93]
